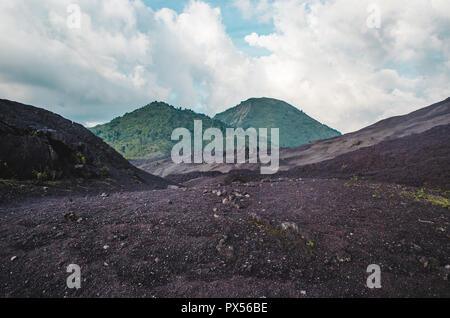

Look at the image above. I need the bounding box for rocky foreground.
[1,177,448,297]
[0,98,449,298]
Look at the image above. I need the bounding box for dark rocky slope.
[279,97,450,168]
[283,124,450,189]
[0,99,171,191]
[165,124,450,190]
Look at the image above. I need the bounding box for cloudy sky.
[0,0,449,133]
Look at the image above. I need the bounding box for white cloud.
[232,0,273,23]
[0,0,448,133]
[84,121,104,128]
[0,0,168,123]
[238,0,450,131]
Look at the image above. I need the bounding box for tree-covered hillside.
[214,97,341,148]
[90,102,228,159]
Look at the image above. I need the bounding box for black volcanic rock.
[0,99,170,189]
[285,124,450,189]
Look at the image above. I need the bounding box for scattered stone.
[281,222,299,233]
[249,212,261,222]
[412,243,422,252]
[103,245,109,250]
[419,256,429,268]
[242,263,253,272]
[222,198,229,205]
[64,212,76,221]
[337,254,351,263]
[168,185,180,190]
[216,243,234,260]
[101,193,109,198]
[10,256,17,262]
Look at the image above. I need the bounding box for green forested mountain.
[90,98,341,159]
[90,102,228,159]
[214,97,341,148]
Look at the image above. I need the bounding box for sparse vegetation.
[76,152,87,165]
[32,168,63,182]
[101,166,110,177]
[400,188,450,209]
[0,160,8,178]
[29,129,38,136]
[33,170,48,181]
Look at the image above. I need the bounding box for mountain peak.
[90,101,228,159]
[235,97,303,112]
[214,98,341,148]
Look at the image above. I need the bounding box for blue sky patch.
[143,0,275,57]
